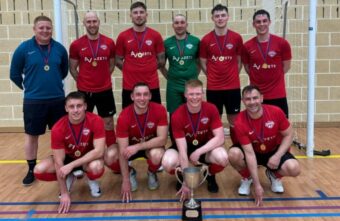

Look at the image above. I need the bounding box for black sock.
[27,159,36,173]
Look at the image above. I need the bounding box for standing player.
[242,9,292,118]
[69,11,117,151]
[33,92,106,213]
[160,14,200,148]
[115,1,165,108]
[228,85,300,206]
[116,83,168,203]
[10,15,68,186]
[162,79,228,198]
[200,4,243,143]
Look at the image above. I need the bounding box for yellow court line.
[1,156,340,164]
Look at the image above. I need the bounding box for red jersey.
[200,30,243,90]
[69,34,116,92]
[234,105,290,154]
[242,34,292,99]
[116,27,165,90]
[172,102,222,144]
[116,102,168,145]
[51,112,106,159]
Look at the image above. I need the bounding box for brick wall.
[1,0,340,129]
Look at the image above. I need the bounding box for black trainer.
[22,170,35,186]
[206,174,219,193]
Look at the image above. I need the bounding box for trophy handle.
[175,167,183,185]
[198,165,209,186]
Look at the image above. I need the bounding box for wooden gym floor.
[0,128,340,220]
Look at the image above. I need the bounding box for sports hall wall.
[0,0,339,130]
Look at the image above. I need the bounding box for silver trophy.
[176,165,208,221]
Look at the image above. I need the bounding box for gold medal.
[179,60,185,65]
[262,63,268,69]
[219,56,224,61]
[192,139,199,146]
[92,61,97,67]
[137,52,143,58]
[260,144,266,151]
[74,150,81,157]
[44,65,50,71]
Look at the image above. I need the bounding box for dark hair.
[130,1,147,11]
[33,15,52,25]
[241,85,262,97]
[65,91,86,103]
[211,4,228,15]
[253,9,271,21]
[132,82,150,92]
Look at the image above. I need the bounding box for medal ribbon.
[68,120,85,146]
[133,107,150,141]
[256,34,271,64]
[213,30,228,56]
[175,34,188,57]
[133,28,148,52]
[186,106,201,140]
[36,39,51,66]
[246,107,266,144]
[87,35,101,60]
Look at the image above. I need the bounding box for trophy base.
[182,200,202,221]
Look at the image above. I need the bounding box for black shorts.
[122,88,161,109]
[79,89,116,117]
[231,144,296,171]
[23,98,66,136]
[263,97,289,118]
[206,89,241,115]
[64,155,83,172]
[170,142,208,165]
[128,149,148,161]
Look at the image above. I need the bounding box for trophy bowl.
[175,165,208,220]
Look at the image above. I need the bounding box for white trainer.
[265,169,284,193]
[58,173,75,199]
[224,127,230,136]
[87,178,101,197]
[238,178,253,195]
[130,168,138,192]
[147,170,159,190]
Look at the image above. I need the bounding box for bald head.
[83,11,100,39]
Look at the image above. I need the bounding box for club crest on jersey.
[100,44,108,50]
[268,51,276,57]
[147,122,155,129]
[186,44,193,49]
[145,40,152,46]
[265,121,275,129]
[83,128,90,136]
[226,43,233,50]
[201,117,209,124]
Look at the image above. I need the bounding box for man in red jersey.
[200,4,243,144]
[69,11,117,154]
[162,79,228,199]
[33,91,107,213]
[115,1,165,108]
[242,9,292,118]
[116,82,168,203]
[228,85,300,206]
